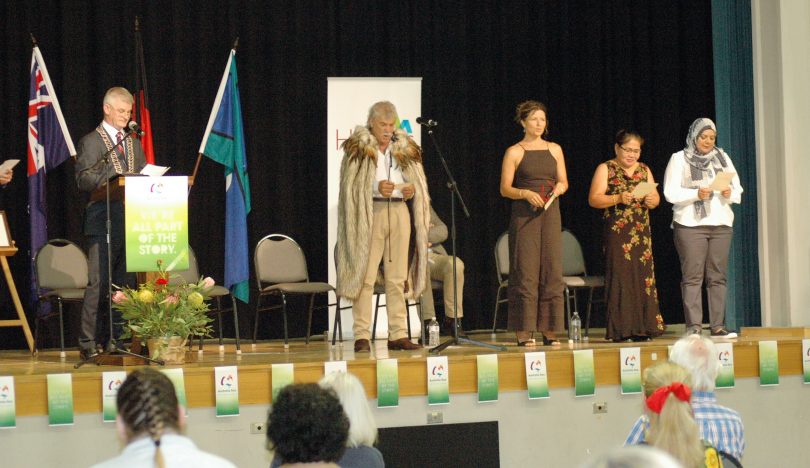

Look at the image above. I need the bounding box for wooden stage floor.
[3,325,808,417]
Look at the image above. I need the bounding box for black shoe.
[79,347,99,361]
[632,336,652,342]
[710,328,738,338]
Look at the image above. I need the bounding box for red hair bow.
[645,382,691,414]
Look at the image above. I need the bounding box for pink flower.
[161,294,179,305]
[202,277,215,288]
[112,291,127,304]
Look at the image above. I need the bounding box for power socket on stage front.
[250,422,266,434]
[593,402,608,414]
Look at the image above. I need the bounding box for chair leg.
[371,294,381,342]
[492,285,503,332]
[406,300,412,340]
[216,297,224,346]
[57,299,66,358]
[305,294,315,345]
[585,288,594,337]
[281,293,289,349]
[564,286,572,338]
[331,295,341,346]
[231,296,241,353]
[253,294,262,344]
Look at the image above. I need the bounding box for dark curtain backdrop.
[0,0,717,349]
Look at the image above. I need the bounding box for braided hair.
[117,368,181,468]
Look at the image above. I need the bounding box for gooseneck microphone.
[128,121,145,136]
[415,117,438,127]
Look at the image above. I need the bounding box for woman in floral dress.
[588,130,665,342]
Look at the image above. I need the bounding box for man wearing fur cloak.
[336,101,430,352]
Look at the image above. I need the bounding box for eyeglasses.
[620,146,641,155]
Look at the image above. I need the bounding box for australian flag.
[27,45,76,309]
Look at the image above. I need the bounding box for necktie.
[116,131,123,144]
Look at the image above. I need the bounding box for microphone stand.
[76,127,163,368]
[427,126,505,354]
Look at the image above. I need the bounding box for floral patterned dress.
[602,160,664,340]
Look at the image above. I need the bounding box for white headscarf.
[681,118,730,220]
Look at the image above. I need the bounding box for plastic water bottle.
[428,318,440,347]
[570,312,582,342]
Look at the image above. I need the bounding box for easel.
[0,211,34,352]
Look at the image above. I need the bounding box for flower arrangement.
[113,260,215,344]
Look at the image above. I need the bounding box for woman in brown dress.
[499,101,568,346]
[588,130,665,342]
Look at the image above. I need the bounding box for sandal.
[541,333,561,346]
[516,331,536,347]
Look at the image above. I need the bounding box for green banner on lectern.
[125,176,189,272]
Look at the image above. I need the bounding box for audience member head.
[580,445,683,468]
[669,333,720,392]
[318,371,378,448]
[642,362,703,467]
[116,368,183,468]
[267,383,349,466]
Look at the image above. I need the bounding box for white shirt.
[663,150,743,227]
[372,146,407,198]
[91,434,236,468]
[102,121,124,143]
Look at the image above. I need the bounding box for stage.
[4,325,807,417]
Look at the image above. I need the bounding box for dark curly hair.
[267,383,349,464]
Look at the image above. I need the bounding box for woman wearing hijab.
[663,118,743,338]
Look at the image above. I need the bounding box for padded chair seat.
[40,289,86,300]
[208,285,231,297]
[262,282,334,294]
[563,275,605,288]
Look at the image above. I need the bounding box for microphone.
[128,121,145,136]
[416,117,438,127]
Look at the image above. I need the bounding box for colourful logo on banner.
[625,355,637,367]
[107,379,123,391]
[431,364,445,377]
[150,183,164,194]
[0,385,8,399]
[720,351,730,362]
[220,374,235,389]
[529,360,543,371]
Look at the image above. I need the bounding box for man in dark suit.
[74,87,146,360]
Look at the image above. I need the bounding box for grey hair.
[669,334,721,391]
[366,101,398,127]
[318,372,378,448]
[103,87,134,105]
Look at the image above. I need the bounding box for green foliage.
[113,260,215,340]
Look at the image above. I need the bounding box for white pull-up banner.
[326,77,422,339]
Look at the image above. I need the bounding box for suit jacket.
[75,127,147,236]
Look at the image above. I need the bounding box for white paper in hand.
[0,159,20,173]
[631,182,658,198]
[709,172,735,191]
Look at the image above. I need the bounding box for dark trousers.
[672,223,733,330]
[507,201,564,333]
[79,232,135,350]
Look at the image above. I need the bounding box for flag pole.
[189,37,240,193]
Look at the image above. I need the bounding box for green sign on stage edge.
[758,341,779,386]
[0,376,16,428]
[574,349,596,397]
[477,354,499,403]
[427,356,450,405]
[715,342,735,389]
[47,373,74,426]
[272,363,294,401]
[102,371,127,422]
[377,359,400,408]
